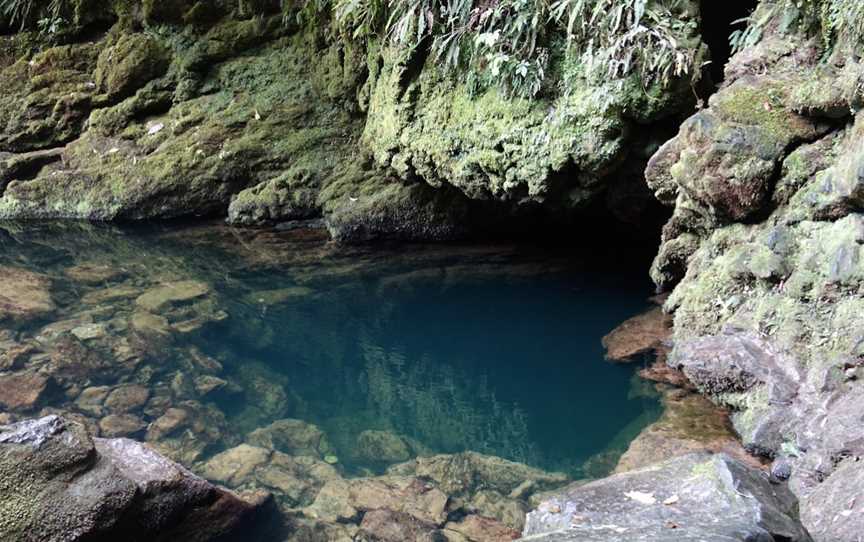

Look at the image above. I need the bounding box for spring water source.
[0,221,661,485]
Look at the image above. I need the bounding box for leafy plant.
[1,0,68,33]
[322,0,699,98]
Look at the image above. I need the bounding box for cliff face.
[646,2,864,540]
[0,0,703,240]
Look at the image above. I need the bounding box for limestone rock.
[200,444,272,487]
[523,453,811,541]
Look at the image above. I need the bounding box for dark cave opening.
[700,0,759,84]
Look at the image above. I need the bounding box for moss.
[710,78,818,143]
[359,42,676,209]
[94,33,170,100]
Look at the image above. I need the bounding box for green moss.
[710,79,816,143]
[94,33,170,100]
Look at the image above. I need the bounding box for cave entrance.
[700,0,759,84]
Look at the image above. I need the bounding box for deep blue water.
[192,236,662,477]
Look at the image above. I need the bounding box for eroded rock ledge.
[0,0,701,241]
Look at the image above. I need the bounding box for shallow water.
[0,221,661,479]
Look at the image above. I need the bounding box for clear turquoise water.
[0,222,661,478]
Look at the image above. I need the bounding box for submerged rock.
[602,306,672,362]
[136,281,211,313]
[0,415,277,541]
[356,429,413,464]
[0,267,55,323]
[523,453,811,541]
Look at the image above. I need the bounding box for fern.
[1,0,68,33]
[324,0,698,98]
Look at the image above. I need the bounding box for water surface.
[0,221,661,478]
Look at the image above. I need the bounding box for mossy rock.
[94,33,170,100]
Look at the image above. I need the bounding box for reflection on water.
[0,221,661,481]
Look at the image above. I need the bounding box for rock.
[99,413,147,437]
[199,444,272,487]
[800,458,864,541]
[64,263,127,285]
[74,386,111,416]
[70,323,108,341]
[356,430,412,464]
[195,375,227,396]
[668,331,803,453]
[146,407,190,440]
[94,33,170,100]
[0,267,55,323]
[602,306,672,362]
[135,280,211,313]
[444,515,521,542]
[0,415,275,541]
[469,489,528,531]
[246,418,332,458]
[615,389,757,473]
[244,287,315,306]
[255,453,342,508]
[131,311,172,336]
[0,372,49,410]
[104,384,150,413]
[392,451,568,498]
[357,509,441,542]
[523,453,812,541]
[307,476,449,526]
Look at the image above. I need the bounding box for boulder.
[0,415,277,541]
[523,453,811,541]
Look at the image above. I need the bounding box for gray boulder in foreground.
[523,453,812,542]
[0,415,278,542]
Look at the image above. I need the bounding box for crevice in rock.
[0,146,65,197]
[700,0,759,86]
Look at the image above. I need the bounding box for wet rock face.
[524,453,811,542]
[0,415,276,542]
